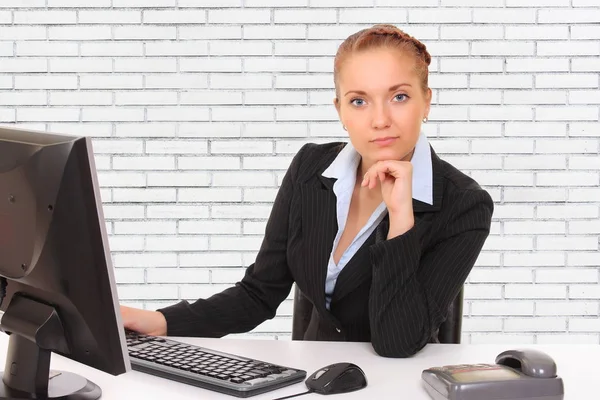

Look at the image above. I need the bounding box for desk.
[0,334,596,399]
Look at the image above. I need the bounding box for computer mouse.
[305,362,367,395]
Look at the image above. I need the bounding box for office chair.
[291,285,464,344]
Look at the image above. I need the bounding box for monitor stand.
[0,293,101,399]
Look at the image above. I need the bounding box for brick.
[505,284,567,299]
[245,91,307,105]
[537,205,598,219]
[178,188,242,203]
[82,107,144,122]
[441,25,503,40]
[114,26,176,40]
[275,74,333,89]
[98,172,146,188]
[181,58,242,72]
[146,236,208,251]
[146,107,209,121]
[244,57,305,73]
[108,236,146,252]
[210,73,271,89]
[79,10,141,24]
[537,334,599,344]
[572,58,600,72]
[209,40,272,56]
[80,74,144,89]
[472,139,534,154]
[244,25,306,40]
[505,122,566,137]
[503,90,566,105]
[117,284,178,300]
[143,10,206,24]
[469,268,532,283]
[0,91,46,106]
[211,205,272,219]
[0,109,15,122]
[147,172,210,187]
[244,123,307,138]
[538,106,598,121]
[115,221,176,235]
[276,106,337,121]
[179,156,241,170]
[470,106,533,121]
[0,42,13,56]
[48,0,110,6]
[91,139,143,154]
[568,188,600,202]
[81,42,144,56]
[537,236,598,251]
[179,123,241,138]
[16,41,78,56]
[179,0,241,5]
[570,156,600,169]
[539,8,600,23]
[504,252,565,267]
[538,41,600,56]
[102,205,145,220]
[243,189,278,202]
[115,91,177,106]
[506,58,570,72]
[274,40,339,56]
[50,58,112,73]
[570,123,600,137]
[147,268,210,284]
[179,220,241,235]
[568,252,600,267]
[49,26,112,41]
[113,156,175,170]
[462,318,503,331]
[482,236,534,251]
[145,41,209,56]
[504,221,565,235]
[114,269,145,284]
[179,252,242,268]
[274,9,336,23]
[506,25,569,39]
[53,123,112,137]
[570,90,600,105]
[538,172,598,187]
[504,155,566,170]
[470,74,532,89]
[505,318,566,332]
[212,107,274,122]
[113,253,177,268]
[473,9,536,23]
[146,205,209,219]
[537,268,598,283]
[439,58,503,73]
[211,268,247,284]
[569,221,600,235]
[492,205,534,220]
[423,41,469,56]
[115,123,176,138]
[536,301,598,316]
[146,140,208,154]
[113,0,175,6]
[243,156,292,170]
[424,107,468,122]
[428,74,468,89]
[14,11,76,24]
[470,334,534,344]
[570,285,600,299]
[438,122,502,137]
[113,188,176,203]
[409,8,470,23]
[471,301,534,316]
[536,74,598,89]
[212,171,274,187]
[245,0,306,5]
[0,26,46,40]
[211,236,262,251]
[146,74,208,89]
[179,26,242,40]
[16,108,79,122]
[208,9,270,24]
[472,41,534,56]
[51,91,112,106]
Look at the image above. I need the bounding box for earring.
[422,117,428,123]
[343,125,347,131]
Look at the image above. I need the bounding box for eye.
[350,98,365,107]
[393,94,409,102]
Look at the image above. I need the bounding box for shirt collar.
[322,132,433,205]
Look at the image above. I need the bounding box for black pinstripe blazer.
[159,142,494,358]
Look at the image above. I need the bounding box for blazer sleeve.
[157,144,309,337]
[367,188,493,357]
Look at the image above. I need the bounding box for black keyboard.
[125,330,307,398]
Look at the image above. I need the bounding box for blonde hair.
[334,24,432,98]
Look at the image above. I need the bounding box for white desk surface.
[0,334,597,399]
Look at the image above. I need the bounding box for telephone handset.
[422,349,564,400]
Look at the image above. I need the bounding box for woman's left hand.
[361,160,414,237]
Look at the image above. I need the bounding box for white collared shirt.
[321,132,434,309]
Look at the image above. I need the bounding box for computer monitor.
[0,126,130,399]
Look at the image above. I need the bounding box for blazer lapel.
[297,174,337,314]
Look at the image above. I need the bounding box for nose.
[371,103,391,130]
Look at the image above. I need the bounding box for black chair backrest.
[291,285,464,344]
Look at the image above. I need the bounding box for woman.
[121,24,494,358]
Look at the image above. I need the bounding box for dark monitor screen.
[0,126,130,399]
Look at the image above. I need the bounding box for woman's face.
[334,48,432,171]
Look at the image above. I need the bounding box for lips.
[372,136,398,142]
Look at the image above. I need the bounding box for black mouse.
[305,362,367,395]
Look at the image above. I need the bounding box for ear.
[424,88,432,118]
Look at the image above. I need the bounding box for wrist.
[387,212,414,239]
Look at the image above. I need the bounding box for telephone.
[421,349,564,400]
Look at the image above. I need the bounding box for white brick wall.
[0,3,598,343]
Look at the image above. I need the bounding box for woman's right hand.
[120,305,168,336]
